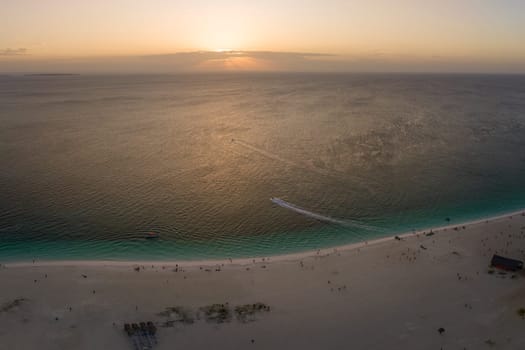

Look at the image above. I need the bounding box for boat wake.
[232,139,333,177]
[270,197,381,232]
[233,139,295,166]
[271,198,345,225]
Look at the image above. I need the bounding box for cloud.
[139,50,335,71]
[0,48,28,56]
[142,50,334,60]
[1,49,524,74]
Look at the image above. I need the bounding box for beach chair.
[124,323,141,350]
[140,322,154,348]
[147,321,158,344]
[132,323,151,349]
[124,323,133,336]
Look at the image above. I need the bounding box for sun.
[197,19,246,53]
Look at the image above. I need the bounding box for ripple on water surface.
[1,74,525,261]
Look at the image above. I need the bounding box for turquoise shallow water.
[1,188,524,262]
[1,74,525,262]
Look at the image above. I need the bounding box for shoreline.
[2,204,525,349]
[5,207,525,268]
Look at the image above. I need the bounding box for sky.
[1,0,525,73]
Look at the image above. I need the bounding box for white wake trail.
[233,139,302,168]
[232,139,333,177]
[270,197,381,232]
[271,198,346,225]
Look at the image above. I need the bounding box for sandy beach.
[2,211,525,350]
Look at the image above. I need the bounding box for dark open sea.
[1,73,525,261]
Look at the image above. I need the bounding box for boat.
[145,232,159,239]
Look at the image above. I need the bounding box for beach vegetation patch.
[158,306,194,325]
[517,307,525,319]
[199,303,232,323]
[0,298,27,313]
[234,302,271,323]
[157,302,271,326]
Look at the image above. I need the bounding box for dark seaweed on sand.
[0,298,27,313]
[234,302,271,323]
[199,303,232,323]
[157,306,194,325]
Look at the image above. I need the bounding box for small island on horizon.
[24,73,80,76]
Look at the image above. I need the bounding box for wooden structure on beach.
[491,254,523,272]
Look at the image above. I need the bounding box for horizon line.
[2,71,525,76]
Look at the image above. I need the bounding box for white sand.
[1,211,525,349]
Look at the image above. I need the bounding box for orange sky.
[1,0,525,73]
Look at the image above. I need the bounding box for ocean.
[1,73,525,261]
